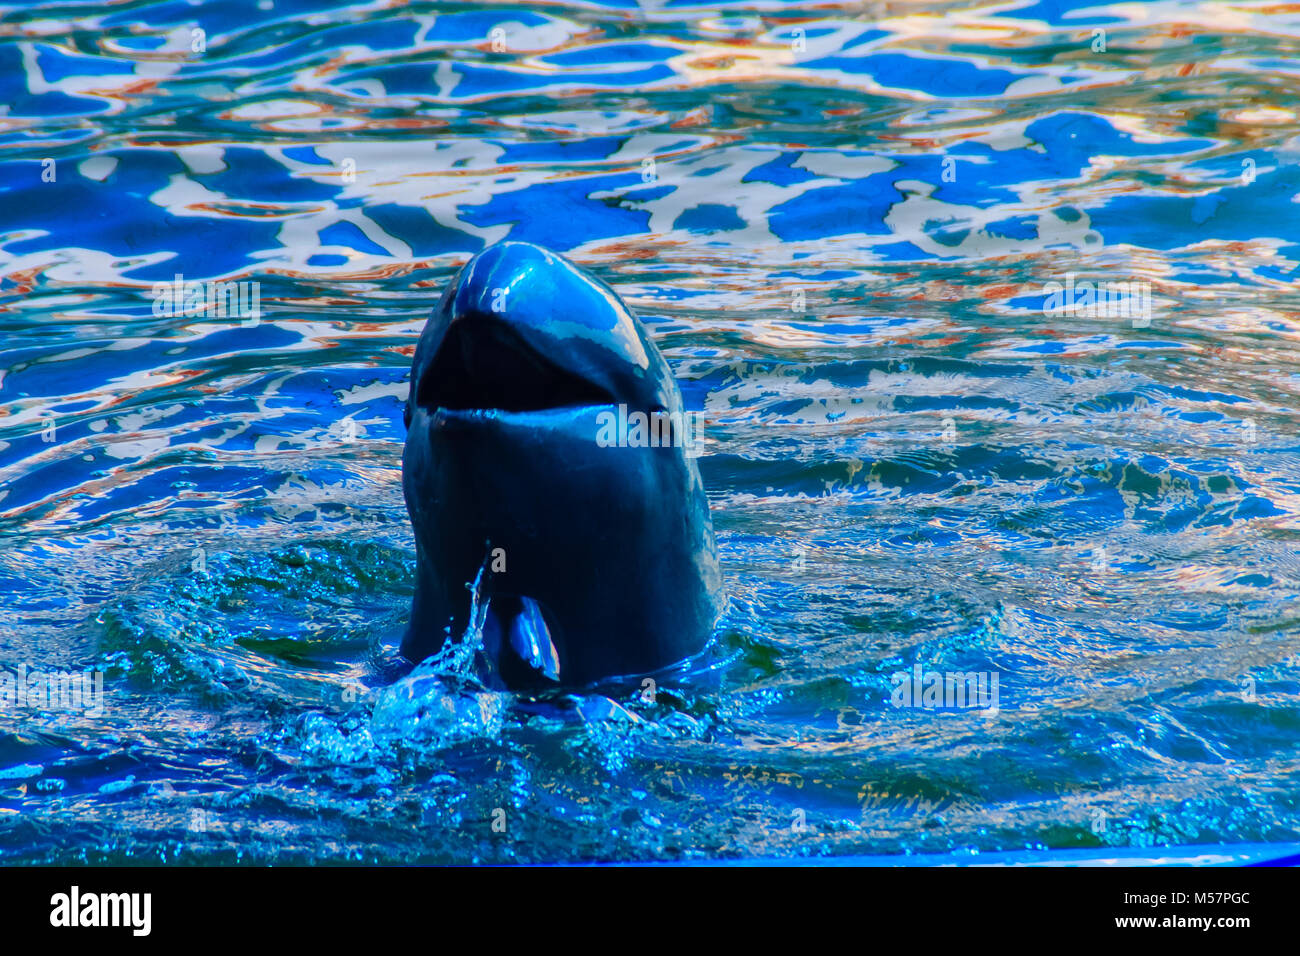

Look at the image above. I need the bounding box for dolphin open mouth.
[418,318,617,414]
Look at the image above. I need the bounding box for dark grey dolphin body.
[400,241,722,690]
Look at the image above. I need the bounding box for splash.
[369,556,506,748]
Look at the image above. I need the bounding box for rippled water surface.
[3,0,1300,863]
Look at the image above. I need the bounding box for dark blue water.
[3,0,1300,864]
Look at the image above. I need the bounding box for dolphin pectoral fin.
[507,597,561,683]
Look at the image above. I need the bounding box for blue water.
[3,0,1300,864]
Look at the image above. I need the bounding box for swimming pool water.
[2,0,1300,863]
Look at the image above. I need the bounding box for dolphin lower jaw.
[401,408,721,689]
[425,402,620,434]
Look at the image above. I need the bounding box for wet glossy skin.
[401,241,723,690]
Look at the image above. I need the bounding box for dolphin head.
[401,241,721,690]
[405,242,675,424]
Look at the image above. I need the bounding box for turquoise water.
[3,0,1300,863]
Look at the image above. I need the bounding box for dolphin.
[400,241,722,691]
